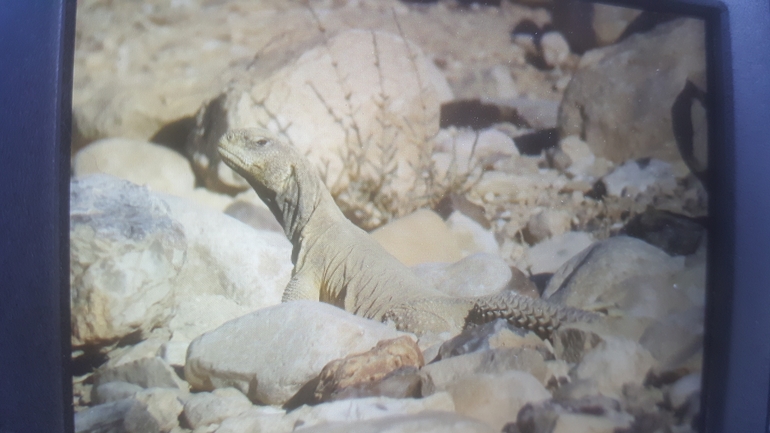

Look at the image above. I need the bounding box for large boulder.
[543,236,684,312]
[184,301,407,405]
[558,18,706,164]
[69,175,293,351]
[186,29,453,201]
[73,138,196,197]
[70,175,185,348]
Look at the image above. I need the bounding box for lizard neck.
[253,162,344,265]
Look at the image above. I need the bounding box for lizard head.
[217,128,299,193]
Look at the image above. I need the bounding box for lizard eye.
[255,138,270,147]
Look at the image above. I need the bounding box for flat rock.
[74,398,160,433]
[523,231,594,275]
[436,319,549,362]
[557,135,614,180]
[315,336,424,403]
[559,18,706,164]
[421,347,548,395]
[133,388,186,433]
[287,393,456,432]
[184,301,407,405]
[569,337,658,400]
[290,410,495,433]
[412,252,511,298]
[668,372,701,411]
[601,159,679,199]
[208,406,287,433]
[161,193,292,310]
[639,307,704,369]
[524,208,572,244]
[448,371,551,431]
[432,127,519,175]
[103,330,170,369]
[182,388,253,430]
[223,200,283,233]
[92,382,144,405]
[543,236,683,311]
[371,209,463,266]
[446,212,500,257]
[513,396,634,433]
[70,175,185,348]
[165,294,253,353]
[92,356,188,392]
[73,138,195,197]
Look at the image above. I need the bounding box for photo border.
[1,0,769,432]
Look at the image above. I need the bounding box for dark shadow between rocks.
[282,375,321,411]
[440,99,530,130]
[149,116,196,154]
[513,128,559,155]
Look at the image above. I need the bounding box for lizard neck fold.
[264,162,343,265]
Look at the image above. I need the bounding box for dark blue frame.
[0,0,767,432]
[0,1,76,433]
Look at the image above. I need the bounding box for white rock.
[92,357,189,392]
[182,388,253,430]
[550,412,632,433]
[475,170,565,204]
[212,406,288,433]
[602,159,679,198]
[543,236,683,310]
[639,307,704,367]
[160,341,191,369]
[188,29,452,195]
[433,128,518,177]
[559,135,614,179]
[292,411,496,433]
[668,372,701,410]
[165,294,253,351]
[421,348,548,395]
[74,398,160,433]
[184,301,407,405]
[91,382,144,405]
[175,187,235,213]
[370,209,462,266]
[287,393,454,430]
[525,209,573,243]
[446,211,499,257]
[412,253,511,298]
[592,3,644,46]
[104,333,170,369]
[524,231,594,275]
[447,371,551,431]
[70,175,185,347]
[541,31,571,68]
[73,138,195,197]
[573,337,657,399]
[134,388,185,433]
[160,193,292,313]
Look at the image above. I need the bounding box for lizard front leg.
[281,271,320,302]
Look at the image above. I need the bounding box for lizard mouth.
[217,146,241,166]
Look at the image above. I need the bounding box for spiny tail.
[467,291,601,339]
